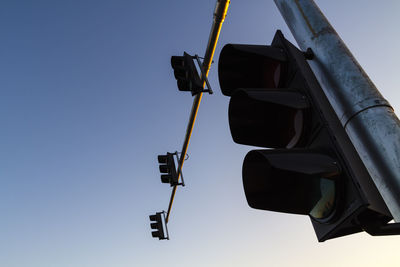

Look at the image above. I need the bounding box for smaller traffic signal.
[149,212,168,240]
[171,52,204,95]
[158,153,179,186]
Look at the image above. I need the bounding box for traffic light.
[218,30,394,241]
[171,52,204,95]
[149,212,168,240]
[158,153,179,186]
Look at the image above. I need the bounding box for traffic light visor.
[242,150,338,218]
[159,165,170,173]
[218,44,287,96]
[158,155,168,164]
[171,56,184,69]
[161,174,171,183]
[151,231,160,238]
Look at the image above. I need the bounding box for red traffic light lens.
[218,44,287,96]
[158,155,168,164]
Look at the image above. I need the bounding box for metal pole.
[274,0,400,221]
[166,0,230,223]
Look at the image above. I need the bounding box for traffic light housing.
[171,52,204,95]
[218,30,393,241]
[149,212,168,240]
[158,153,179,186]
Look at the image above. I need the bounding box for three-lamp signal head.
[157,153,179,186]
[171,52,205,95]
[149,212,168,240]
[218,32,343,233]
[218,30,393,241]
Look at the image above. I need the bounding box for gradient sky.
[1,0,400,266]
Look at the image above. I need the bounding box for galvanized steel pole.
[166,0,230,223]
[274,0,400,221]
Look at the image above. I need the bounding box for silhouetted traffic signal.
[158,153,179,186]
[218,30,394,241]
[171,52,203,95]
[149,212,168,240]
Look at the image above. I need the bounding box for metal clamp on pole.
[173,151,186,187]
[194,55,213,94]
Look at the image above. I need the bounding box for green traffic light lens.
[309,178,336,220]
[151,231,160,238]
[161,174,171,183]
[242,150,339,217]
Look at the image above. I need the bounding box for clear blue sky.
[1,1,400,266]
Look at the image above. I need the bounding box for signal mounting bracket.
[161,210,170,240]
[172,151,185,187]
[303,48,314,60]
[194,55,213,95]
[363,221,400,236]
